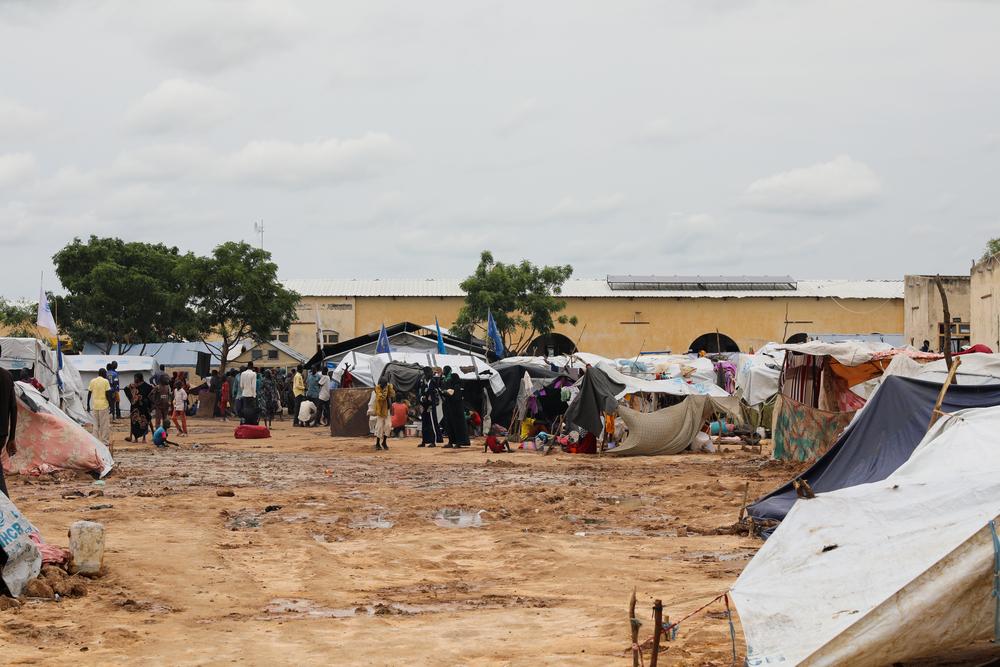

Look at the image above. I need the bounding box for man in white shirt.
[298,398,317,426]
[316,370,331,427]
[239,362,258,423]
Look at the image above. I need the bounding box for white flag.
[36,286,58,335]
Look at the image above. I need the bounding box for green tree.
[983,237,1000,261]
[452,250,577,355]
[186,241,299,374]
[53,236,199,353]
[0,297,38,338]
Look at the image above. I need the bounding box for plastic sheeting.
[750,375,1000,522]
[736,345,784,407]
[610,395,742,456]
[0,491,41,598]
[333,352,505,395]
[880,352,1000,386]
[733,405,1000,666]
[600,365,730,398]
[2,383,114,478]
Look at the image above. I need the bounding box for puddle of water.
[596,495,647,511]
[350,515,394,529]
[264,598,359,618]
[664,550,756,562]
[262,597,523,621]
[433,508,485,528]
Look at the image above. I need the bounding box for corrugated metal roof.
[260,339,309,363]
[284,278,903,300]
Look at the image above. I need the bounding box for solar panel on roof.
[605,275,797,291]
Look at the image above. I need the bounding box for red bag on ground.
[234,424,271,439]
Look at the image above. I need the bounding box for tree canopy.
[452,250,577,355]
[983,237,1000,261]
[53,236,199,353]
[186,241,299,374]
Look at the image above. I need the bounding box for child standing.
[171,381,189,436]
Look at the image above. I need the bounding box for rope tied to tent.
[990,519,1000,643]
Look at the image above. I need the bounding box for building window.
[271,331,289,343]
[322,330,339,344]
[251,349,263,360]
[267,350,279,360]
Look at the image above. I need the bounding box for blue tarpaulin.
[749,374,1000,523]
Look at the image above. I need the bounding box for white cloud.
[0,99,48,139]
[549,193,626,219]
[497,98,542,134]
[126,79,235,133]
[639,116,680,143]
[220,133,401,188]
[146,1,306,74]
[743,155,882,214]
[0,152,38,188]
[109,144,213,182]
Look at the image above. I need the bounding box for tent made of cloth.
[750,375,1000,523]
[2,383,114,478]
[779,341,942,389]
[66,355,158,413]
[735,344,785,407]
[333,352,504,396]
[488,364,566,427]
[610,395,742,456]
[732,405,1000,666]
[563,366,627,435]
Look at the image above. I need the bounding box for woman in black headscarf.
[441,366,470,448]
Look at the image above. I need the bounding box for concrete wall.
[971,258,1000,350]
[903,275,971,349]
[286,294,904,359]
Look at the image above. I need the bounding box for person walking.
[87,367,114,449]
[292,365,306,426]
[240,361,258,424]
[107,360,122,420]
[417,366,443,447]
[150,375,172,430]
[0,347,19,498]
[441,366,470,448]
[124,373,152,443]
[171,380,189,436]
[369,378,395,451]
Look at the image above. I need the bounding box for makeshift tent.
[55,356,90,425]
[735,344,784,407]
[600,364,729,398]
[563,367,626,435]
[610,396,742,456]
[750,375,1000,522]
[81,341,244,371]
[332,352,505,396]
[314,322,487,369]
[488,364,567,427]
[65,355,158,413]
[732,405,1000,666]
[0,337,90,425]
[612,353,719,385]
[2,383,114,478]
[880,351,1000,386]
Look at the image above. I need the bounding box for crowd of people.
[370,365,473,451]
[204,363,337,429]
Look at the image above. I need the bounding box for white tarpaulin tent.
[736,344,785,406]
[0,337,90,424]
[612,354,719,385]
[333,352,506,395]
[777,340,893,366]
[599,364,730,398]
[732,405,1000,666]
[880,352,1000,386]
[66,355,158,413]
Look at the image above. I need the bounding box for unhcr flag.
[487,310,505,359]
[435,317,447,354]
[375,323,392,354]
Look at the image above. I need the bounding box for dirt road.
[1,417,787,666]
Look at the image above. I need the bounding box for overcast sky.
[1,0,998,299]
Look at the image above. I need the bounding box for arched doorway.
[784,332,809,344]
[526,332,577,357]
[687,332,740,354]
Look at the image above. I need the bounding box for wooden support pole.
[629,588,641,667]
[650,599,664,667]
[927,357,961,432]
[738,481,750,523]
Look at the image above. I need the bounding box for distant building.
[903,275,971,352]
[232,339,308,370]
[971,256,1000,351]
[282,276,904,359]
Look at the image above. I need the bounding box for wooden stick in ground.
[629,588,641,667]
[650,599,664,667]
[927,357,962,432]
[738,481,750,523]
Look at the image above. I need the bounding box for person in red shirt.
[391,399,409,437]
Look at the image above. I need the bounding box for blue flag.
[487,310,505,358]
[375,323,392,354]
[435,317,447,354]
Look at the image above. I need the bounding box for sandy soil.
[2,416,986,666]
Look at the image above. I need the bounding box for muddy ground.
[3,417,994,666]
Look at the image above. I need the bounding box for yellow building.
[282,276,904,359]
[971,256,1000,351]
[903,275,971,352]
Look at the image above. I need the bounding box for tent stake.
[650,599,663,667]
[927,358,962,432]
